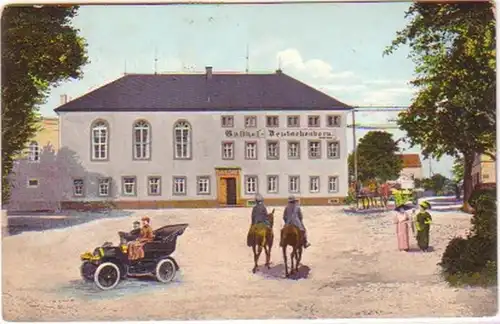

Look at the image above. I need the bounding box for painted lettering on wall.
[224,128,337,140]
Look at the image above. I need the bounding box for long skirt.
[396,221,410,251]
[416,225,430,251]
[128,241,146,260]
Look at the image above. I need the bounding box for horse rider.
[283,195,310,248]
[251,193,271,227]
[128,216,154,260]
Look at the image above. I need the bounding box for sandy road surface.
[2,207,497,321]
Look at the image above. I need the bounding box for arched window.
[28,141,39,162]
[133,120,151,159]
[91,120,108,160]
[173,120,191,159]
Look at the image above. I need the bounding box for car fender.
[101,257,127,276]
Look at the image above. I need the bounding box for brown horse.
[247,209,275,273]
[280,224,303,278]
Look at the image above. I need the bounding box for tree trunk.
[462,152,475,213]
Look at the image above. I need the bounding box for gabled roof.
[399,154,422,168]
[54,71,352,113]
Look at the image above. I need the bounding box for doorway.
[225,178,237,205]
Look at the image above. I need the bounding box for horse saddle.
[246,223,271,247]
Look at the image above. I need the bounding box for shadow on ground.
[7,209,134,236]
[257,263,311,280]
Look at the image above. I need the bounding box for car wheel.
[94,262,120,290]
[155,258,176,283]
[81,261,97,281]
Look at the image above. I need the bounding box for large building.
[472,153,496,187]
[54,67,352,209]
[398,153,423,180]
[8,117,60,212]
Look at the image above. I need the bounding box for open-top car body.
[80,223,188,290]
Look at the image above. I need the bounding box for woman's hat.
[141,216,151,222]
[419,201,431,209]
[288,195,297,203]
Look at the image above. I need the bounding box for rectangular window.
[288,141,300,159]
[197,176,210,195]
[287,115,300,127]
[122,176,136,196]
[98,178,111,197]
[328,176,339,193]
[327,115,341,127]
[245,175,258,194]
[148,176,161,196]
[245,141,257,160]
[221,115,234,128]
[267,141,279,159]
[308,115,320,127]
[289,176,300,193]
[266,116,279,127]
[309,176,320,193]
[245,116,257,128]
[173,176,187,195]
[267,175,279,193]
[222,141,235,160]
[73,179,84,196]
[308,140,321,159]
[27,178,39,188]
[327,141,340,159]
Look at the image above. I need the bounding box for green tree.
[452,156,465,183]
[1,5,88,201]
[384,3,496,210]
[348,131,403,184]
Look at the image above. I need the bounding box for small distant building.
[398,153,423,180]
[7,117,60,212]
[472,153,496,188]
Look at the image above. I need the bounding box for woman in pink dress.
[393,204,411,251]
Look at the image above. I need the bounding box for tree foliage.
[452,156,465,183]
[1,5,88,202]
[384,3,496,207]
[348,131,402,183]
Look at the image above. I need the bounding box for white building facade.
[56,69,352,208]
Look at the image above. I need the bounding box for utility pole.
[352,109,359,207]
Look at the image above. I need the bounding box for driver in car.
[128,216,154,260]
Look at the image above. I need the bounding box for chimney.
[60,94,68,105]
[205,66,213,79]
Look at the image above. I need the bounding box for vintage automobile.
[80,223,188,290]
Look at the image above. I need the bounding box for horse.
[280,224,303,278]
[247,209,275,273]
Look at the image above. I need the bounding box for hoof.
[252,267,257,273]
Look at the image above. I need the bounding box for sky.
[38,2,455,177]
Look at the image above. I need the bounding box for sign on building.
[224,128,338,140]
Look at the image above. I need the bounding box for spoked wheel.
[81,261,97,282]
[155,258,177,283]
[94,262,121,290]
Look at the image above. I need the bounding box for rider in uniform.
[282,195,310,248]
[247,194,270,246]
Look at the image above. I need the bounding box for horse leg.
[252,245,260,273]
[283,246,289,278]
[263,245,270,269]
[290,248,295,275]
[296,247,302,272]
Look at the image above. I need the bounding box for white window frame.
[266,116,279,127]
[328,176,339,193]
[289,175,300,193]
[28,141,40,162]
[133,120,151,160]
[173,176,187,195]
[27,178,39,188]
[287,115,300,128]
[245,175,258,194]
[309,176,320,193]
[308,140,321,159]
[327,115,341,127]
[122,176,136,196]
[222,141,235,160]
[244,116,257,128]
[73,179,84,197]
[197,176,211,195]
[174,120,191,159]
[245,141,257,160]
[267,141,279,159]
[308,115,320,128]
[148,176,161,196]
[91,121,108,161]
[267,175,279,193]
[221,115,234,128]
[288,141,300,159]
[327,141,340,159]
[98,178,111,197]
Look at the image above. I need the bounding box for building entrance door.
[225,178,237,205]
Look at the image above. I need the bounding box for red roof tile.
[399,154,422,168]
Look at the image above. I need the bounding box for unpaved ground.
[2,207,497,321]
